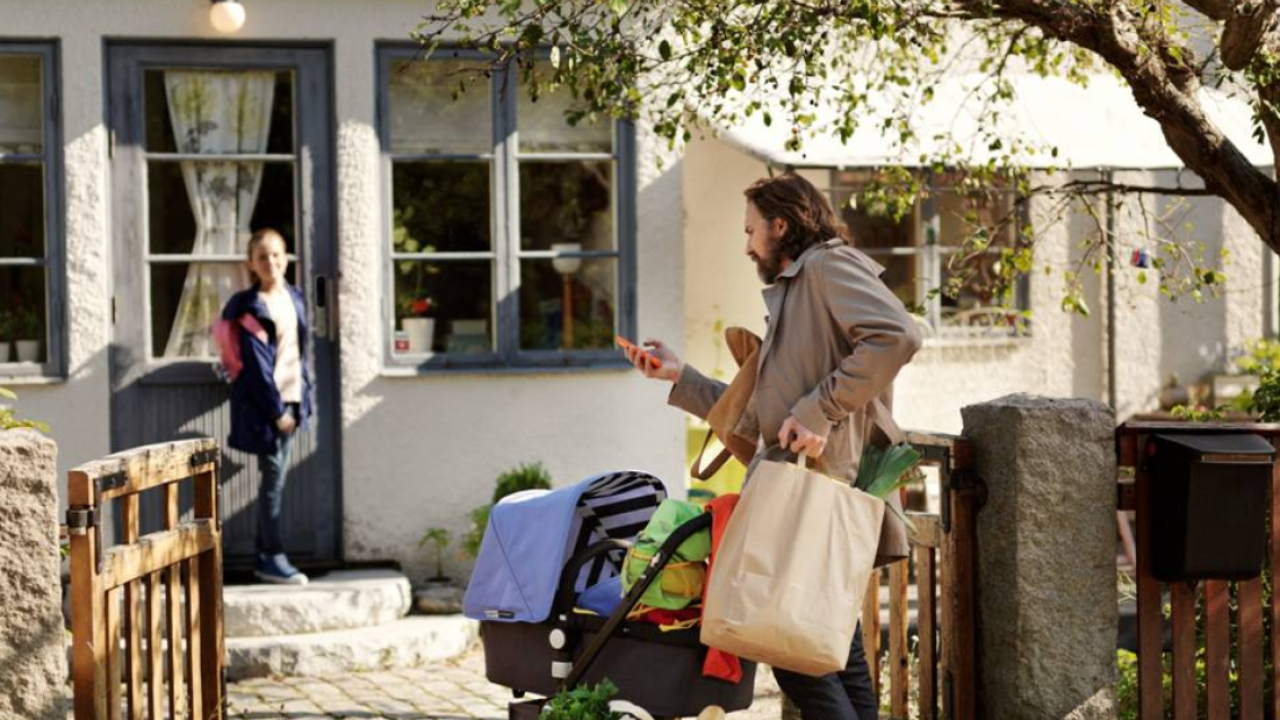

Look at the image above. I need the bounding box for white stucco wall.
[682,138,1271,434]
[4,0,687,581]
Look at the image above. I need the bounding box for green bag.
[621,499,711,610]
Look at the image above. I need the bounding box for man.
[623,173,922,720]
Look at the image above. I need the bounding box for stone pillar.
[961,394,1117,720]
[0,429,65,720]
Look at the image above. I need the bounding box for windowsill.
[922,334,1031,349]
[380,358,635,378]
[0,372,67,385]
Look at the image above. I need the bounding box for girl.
[220,228,314,585]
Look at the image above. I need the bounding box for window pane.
[392,261,493,356]
[148,161,295,255]
[0,55,42,154]
[392,162,491,254]
[836,189,914,251]
[151,262,253,359]
[145,70,292,155]
[876,255,921,309]
[519,258,617,351]
[517,63,612,154]
[0,163,44,258]
[0,266,47,364]
[936,186,1015,248]
[939,251,1018,334]
[518,161,614,251]
[388,59,491,155]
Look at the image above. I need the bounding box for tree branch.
[950,0,1280,251]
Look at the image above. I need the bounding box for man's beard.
[750,243,783,284]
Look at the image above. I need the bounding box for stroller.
[464,471,757,719]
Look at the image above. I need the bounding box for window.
[142,68,297,360]
[379,47,635,369]
[830,170,1029,340]
[0,44,63,376]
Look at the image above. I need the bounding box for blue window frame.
[0,42,64,378]
[377,45,637,371]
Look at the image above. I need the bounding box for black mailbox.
[1150,433,1274,582]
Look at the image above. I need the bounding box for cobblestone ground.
[226,641,784,720]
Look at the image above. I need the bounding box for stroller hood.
[464,470,668,624]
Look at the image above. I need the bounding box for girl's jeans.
[256,404,299,555]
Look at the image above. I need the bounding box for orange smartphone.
[615,335,662,370]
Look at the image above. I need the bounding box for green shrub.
[492,461,553,503]
[461,462,553,559]
[542,679,620,720]
[0,387,48,433]
[1251,369,1280,421]
[1234,338,1280,375]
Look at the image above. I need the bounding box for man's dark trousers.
[772,620,877,720]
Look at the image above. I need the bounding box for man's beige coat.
[670,238,923,564]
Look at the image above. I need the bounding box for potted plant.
[400,296,435,354]
[0,311,14,363]
[419,527,450,583]
[414,526,466,614]
[14,307,41,363]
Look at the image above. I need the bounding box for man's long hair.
[744,173,849,262]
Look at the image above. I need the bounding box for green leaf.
[606,0,627,16]
[659,39,672,62]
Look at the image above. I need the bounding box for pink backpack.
[214,314,269,382]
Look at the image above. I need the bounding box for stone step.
[226,615,478,680]
[225,569,412,638]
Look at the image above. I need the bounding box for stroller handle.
[554,538,633,616]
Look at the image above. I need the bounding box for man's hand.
[778,415,826,457]
[276,412,298,434]
[624,338,683,382]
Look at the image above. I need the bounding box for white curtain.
[162,71,275,358]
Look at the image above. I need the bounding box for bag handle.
[690,429,733,481]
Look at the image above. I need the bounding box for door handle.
[314,274,333,339]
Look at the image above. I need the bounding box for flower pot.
[401,317,435,354]
[0,342,12,363]
[15,339,40,363]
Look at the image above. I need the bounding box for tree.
[414,0,1277,311]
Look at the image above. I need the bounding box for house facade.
[3,0,689,580]
[4,1,1274,581]
[681,124,1276,436]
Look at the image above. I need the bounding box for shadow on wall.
[1154,184,1227,413]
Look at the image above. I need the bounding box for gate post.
[0,429,65,720]
[961,394,1118,720]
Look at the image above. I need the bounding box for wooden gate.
[861,430,981,720]
[67,437,225,720]
[1118,419,1280,720]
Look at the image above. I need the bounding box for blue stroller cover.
[463,470,668,623]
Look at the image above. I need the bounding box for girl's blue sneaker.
[255,553,309,585]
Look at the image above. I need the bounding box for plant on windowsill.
[400,297,436,355]
[13,307,41,363]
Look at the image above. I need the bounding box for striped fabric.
[566,471,667,593]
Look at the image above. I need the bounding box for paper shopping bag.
[700,457,885,677]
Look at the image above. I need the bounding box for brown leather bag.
[690,327,762,480]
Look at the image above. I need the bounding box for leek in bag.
[854,443,922,529]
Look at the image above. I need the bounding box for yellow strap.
[658,617,701,633]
